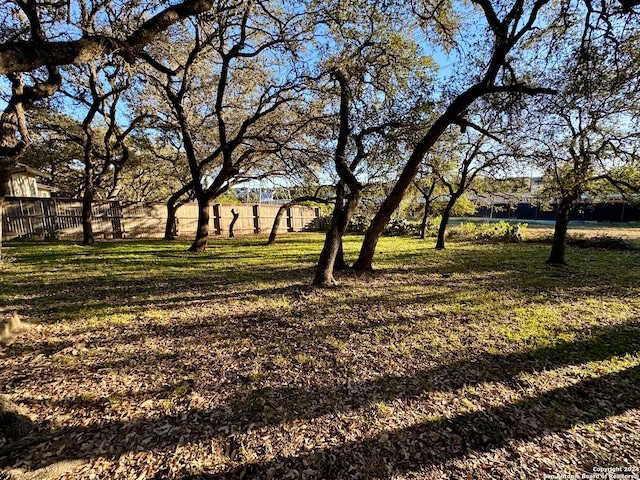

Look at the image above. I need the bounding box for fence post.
[109,200,124,239]
[42,198,57,240]
[286,207,294,232]
[213,204,222,235]
[253,204,261,233]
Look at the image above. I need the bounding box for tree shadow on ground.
[206,364,640,479]
[1,320,639,476]
[0,265,316,325]
[4,238,639,330]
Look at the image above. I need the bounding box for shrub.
[447,222,478,240]
[347,214,371,234]
[447,221,527,243]
[383,219,421,237]
[421,216,442,237]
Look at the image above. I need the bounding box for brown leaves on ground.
[0,236,639,479]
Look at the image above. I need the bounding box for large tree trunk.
[352,152,426,270]
[334,241,349,270]
[188,195,210,252]
[435,199,456,250]
[1,88,30,257]
[0,60,60,255]
[314,69,364,285]
[313,189,361,286]
[106,164,123,199]
[352,86,484,272]
[314,227,344,286]
[547,199,573,265]
[82,186,95,245]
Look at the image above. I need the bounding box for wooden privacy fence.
[2,197,321,241]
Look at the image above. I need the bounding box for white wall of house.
[7,173,51,198]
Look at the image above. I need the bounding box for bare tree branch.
[0,0,216,74]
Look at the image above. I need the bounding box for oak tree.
[0,0,215,252]
[352,0,558,271]
[143,1,314,252]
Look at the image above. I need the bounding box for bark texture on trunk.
[82,186,95,245]
[0,162,12,200]
[267,204,288,246]
[314,228,344,286]
[164,183,193,240]
[188,196,210,252]
[165,204,179,240]
[435,207,451,250]
[0,0,216,75]
[0,162,13,258]
[334,241,349,270]
[547,200,572,265]
[313,189,361,285]
[435,197,458,250]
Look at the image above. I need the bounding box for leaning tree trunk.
[268,195,328,246]
[188,195,210,252]
[547,199,573,265]
[352,100,472,270]
[267,204,289,246]
[82,186,95,245]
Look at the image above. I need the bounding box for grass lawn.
[1,230,639,479]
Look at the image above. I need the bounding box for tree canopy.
[1,0,639,272]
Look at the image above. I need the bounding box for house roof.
[11,163,52,180]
